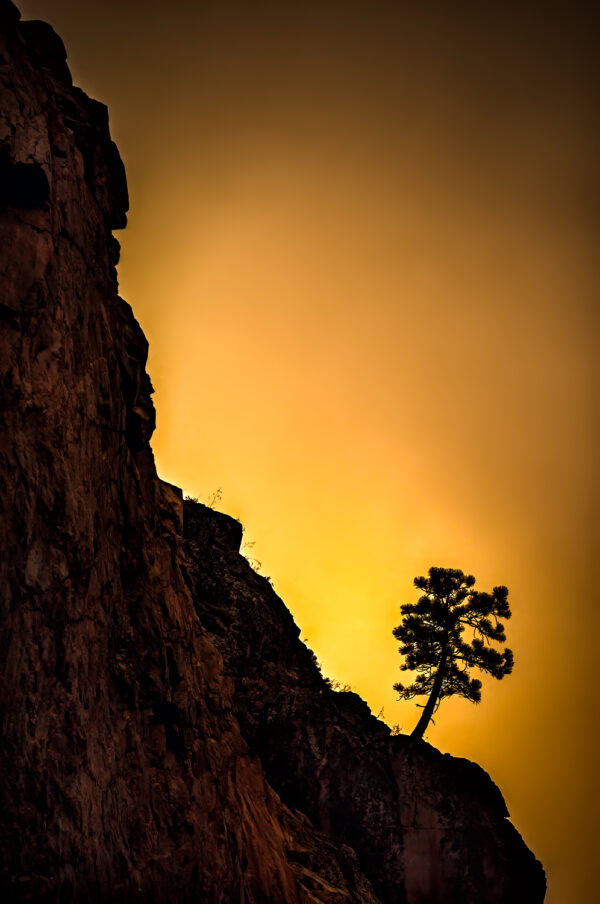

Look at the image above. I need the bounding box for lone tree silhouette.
[393,567,514,741]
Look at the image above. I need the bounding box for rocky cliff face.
[183,504,546,904]
[0,2,545,902]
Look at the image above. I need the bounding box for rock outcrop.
[0,2,545,902]
[183,502,546,904]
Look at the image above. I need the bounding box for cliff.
[0,2,545,902]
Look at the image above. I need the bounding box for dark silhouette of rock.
[0,3,545,902]
[184,502,546,904]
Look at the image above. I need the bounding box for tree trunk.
[411,654,447,741]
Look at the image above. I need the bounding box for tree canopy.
[393,566,514,740]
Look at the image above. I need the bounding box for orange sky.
[21,3,598,901]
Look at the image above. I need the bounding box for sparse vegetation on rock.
[393,566,514,740]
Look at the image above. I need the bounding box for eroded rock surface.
[0,4,377,901]
[184,502,546,904]
[0,2,545,902]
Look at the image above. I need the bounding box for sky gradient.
[20,3,598,902]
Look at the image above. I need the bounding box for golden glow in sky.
[21,3,598,902]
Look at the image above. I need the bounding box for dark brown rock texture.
[0,2,545,902]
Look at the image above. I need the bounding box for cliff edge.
[0,2,545,901]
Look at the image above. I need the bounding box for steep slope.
[0,3,378,901]
[184,501,546,904]
[0,2,545,903]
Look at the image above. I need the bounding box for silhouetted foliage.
[206,487,223,509]
[393,566,514,740]
[326,678,353,693]
[241,537,262,573]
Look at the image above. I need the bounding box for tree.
[393,567,514,741]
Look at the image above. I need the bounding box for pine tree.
[393,566,514,741]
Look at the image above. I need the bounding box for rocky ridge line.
[0,2,545,902]
[183,500,546,904]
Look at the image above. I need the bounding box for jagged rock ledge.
[0,2,545,901]
[183,501,546,903]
